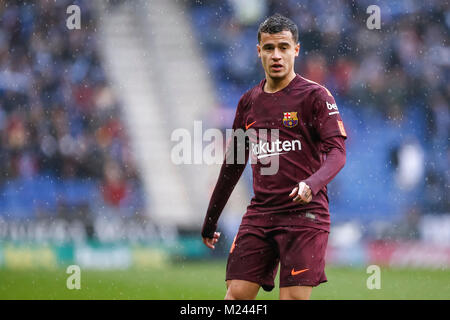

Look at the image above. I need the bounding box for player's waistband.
[241,209,330,232]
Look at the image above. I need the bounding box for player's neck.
[264,71,297,93]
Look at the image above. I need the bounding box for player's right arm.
[201,94,249,248]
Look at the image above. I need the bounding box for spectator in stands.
[0,0,144,220]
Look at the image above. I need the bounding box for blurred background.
[0,0,448,299]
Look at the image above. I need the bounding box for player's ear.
[257,43,261,58]
[295,43,300,57]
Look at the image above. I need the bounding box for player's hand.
[202,232,221,250]
[289,181,312,204]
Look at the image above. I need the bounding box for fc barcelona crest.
[283,112,298,128]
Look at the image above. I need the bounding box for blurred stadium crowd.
[0,0,145,231]
[188,0,449,236]
[0,0,448,247]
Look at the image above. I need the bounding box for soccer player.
[201,13,347,300]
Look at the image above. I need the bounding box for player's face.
[257,31,300,80]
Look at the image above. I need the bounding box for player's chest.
[244,94,312,133]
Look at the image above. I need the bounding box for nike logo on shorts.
[291,268,309,276]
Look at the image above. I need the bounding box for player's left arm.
[290,136,346,203]
[290,87,347,203]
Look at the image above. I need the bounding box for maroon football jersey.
[230,74,347,231]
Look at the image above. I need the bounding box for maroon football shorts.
[225,224,329,291]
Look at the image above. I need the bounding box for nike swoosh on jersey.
[245,121,256,130]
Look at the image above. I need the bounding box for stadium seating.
[186,0,449,227]
[0,0,448,239]
[0,1,144,221]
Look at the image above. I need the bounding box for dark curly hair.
[257,13,299,44]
